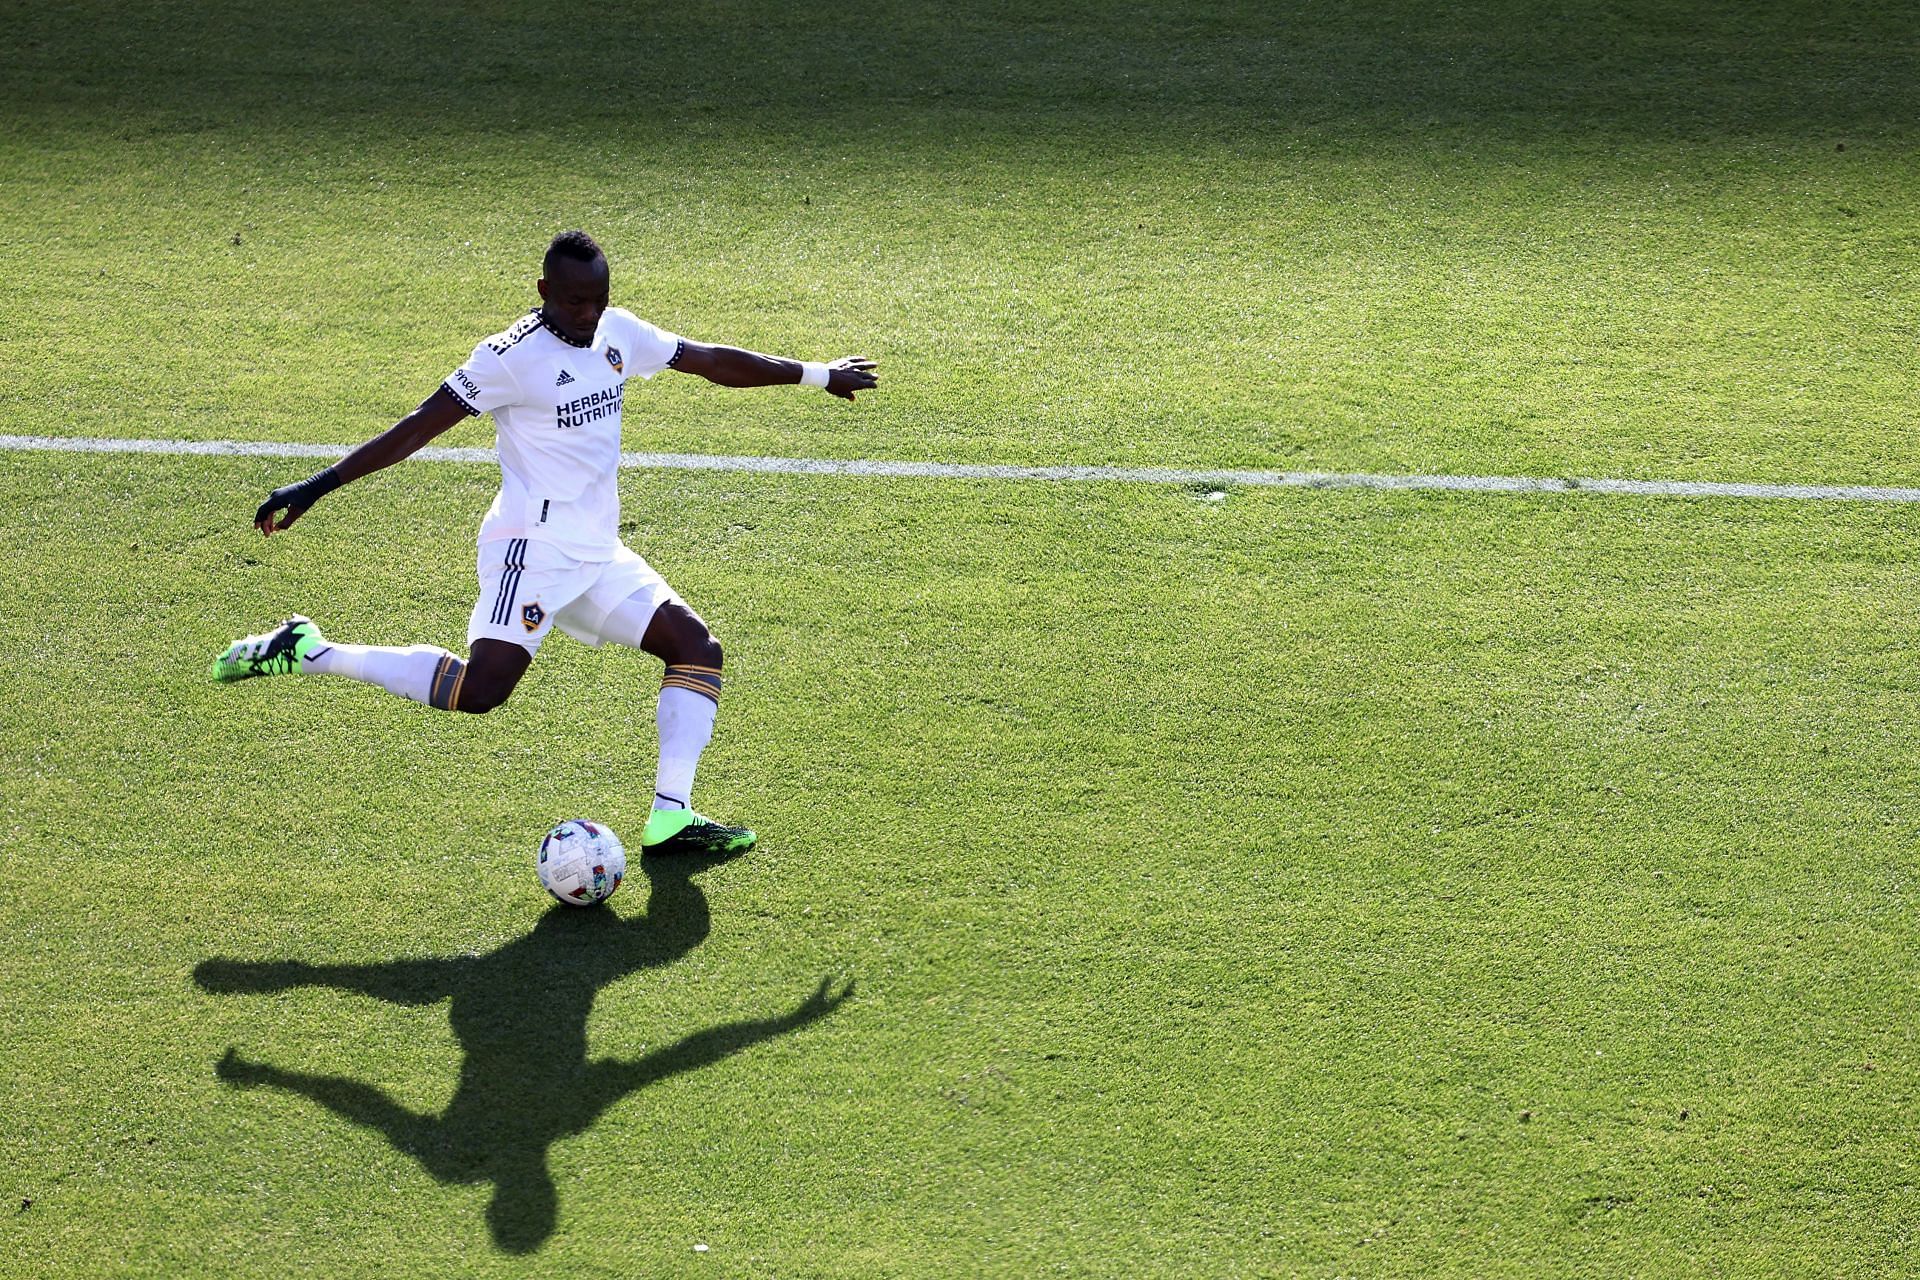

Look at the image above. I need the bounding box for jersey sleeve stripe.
[440,381,482,417]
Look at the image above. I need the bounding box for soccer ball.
[537,820,626,906]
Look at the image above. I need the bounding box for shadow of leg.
[197,959,314,994]
[196,957,458,1006]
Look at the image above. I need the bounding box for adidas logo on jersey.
[555,370,576,386]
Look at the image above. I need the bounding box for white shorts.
[468,537,681,655]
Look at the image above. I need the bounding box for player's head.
[537,230,610,344]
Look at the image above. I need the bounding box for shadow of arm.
[216,1048,439,1165]
[587,976,853,1109]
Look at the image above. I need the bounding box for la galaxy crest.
[522,602,546,633]
[605,345,624,374]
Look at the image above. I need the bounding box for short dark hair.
[544,229,604,274]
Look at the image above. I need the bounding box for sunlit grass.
[3,1,1918,1274]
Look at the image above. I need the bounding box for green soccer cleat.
[210,615,325,683]
[640,808,757,857]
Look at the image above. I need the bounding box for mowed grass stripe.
[10,433,1920,505]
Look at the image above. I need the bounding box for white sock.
[303,642,457,707]
[654,684,717,809]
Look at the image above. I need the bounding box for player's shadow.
[194,849,850,1254]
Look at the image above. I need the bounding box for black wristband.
[296,467,345,503]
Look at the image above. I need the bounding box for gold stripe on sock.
[661,677,721,704]
[428,654,468,711]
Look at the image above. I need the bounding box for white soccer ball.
[537,820,626,906]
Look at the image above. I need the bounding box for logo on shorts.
[605,345,624,373]
[522,602,546,632]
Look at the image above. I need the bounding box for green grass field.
[4,2,1919,1275]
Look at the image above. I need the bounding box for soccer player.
[212,230,878,857]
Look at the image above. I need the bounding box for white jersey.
[442,306,682,560]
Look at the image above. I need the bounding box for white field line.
[5,433,1920,504]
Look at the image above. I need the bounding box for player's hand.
[826,356,878,402]
[255,483,314,536]
[254,468,343,536]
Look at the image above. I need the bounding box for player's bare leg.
[451,640,530,713]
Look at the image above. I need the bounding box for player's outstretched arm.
[671,341,878,402]
[254,386,473,536]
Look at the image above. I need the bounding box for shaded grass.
[1,2,1916,482]
[2,451,1917,1275]
[8,0,1917,140]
